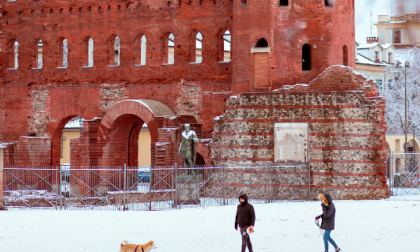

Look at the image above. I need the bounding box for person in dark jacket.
[235,194,255,252]
[316,193,341,252]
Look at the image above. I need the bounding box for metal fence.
[387,153,420,196]
[2,163,310,210]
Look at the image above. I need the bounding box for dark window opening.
[88,6,92,12]
[343,45,348,66]
[118,5,121,10]
[50,9,53,14]
[108,5,111,11]
[60,9,63,13]
[168,1,171,7]
[241,0,247,5]
[19,11,22,15]
[79,7,82,13]
[280,0,288,6]
[200,0,203,5]
[98,6,102,12]
[41,9,44,15]
[255,38,269,48]
[325,0,333,7]
[302,44,311,71]
[189,0,193,5]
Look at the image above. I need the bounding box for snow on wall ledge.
[211,66,389,200]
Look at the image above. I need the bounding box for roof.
[381,43,394,49]
[357,43,382,49]
[394,45,416,50]
[356,53,389,67]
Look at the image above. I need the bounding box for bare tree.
[384,47,420,137]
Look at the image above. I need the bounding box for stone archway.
[99,100,176,167]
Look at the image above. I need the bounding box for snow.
[1,196,419,252]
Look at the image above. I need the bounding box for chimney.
[366,37,379,44]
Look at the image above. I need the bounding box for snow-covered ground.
[1,195,420,252]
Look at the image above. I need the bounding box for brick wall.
[1,0,358,169]
[211,66,389,200]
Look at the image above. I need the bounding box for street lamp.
[395,60,410,154]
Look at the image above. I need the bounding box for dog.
[120,240,157,252]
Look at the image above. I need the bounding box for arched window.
[58,38,68,68]
[302,44,311,71]
[325,0,333,7]
[37,39,43,69]
[343,45,348,66]
[195,32,203,63]
[8,40,19,69]
[223,30,231,62]
[84,37,94,67]
[109,36,120,66]
[163,33,175,65]
[135,35,147,66]
[241,0,247,5]
[255,38,268,48]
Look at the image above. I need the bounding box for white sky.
[355,0,420,44]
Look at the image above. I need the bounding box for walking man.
[316,193,341,252]
[235,194,255,252]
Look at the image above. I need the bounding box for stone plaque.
[274,123,308,162]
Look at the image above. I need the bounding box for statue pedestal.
[176,175,200,206]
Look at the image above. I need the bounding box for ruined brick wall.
[1,0,233,142]
[231,0,356,93]
[212,66,389,200]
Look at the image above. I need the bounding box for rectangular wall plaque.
[274,123,308,162]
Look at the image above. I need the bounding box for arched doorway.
[99,100,176,167]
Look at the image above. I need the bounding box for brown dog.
[120,240,157,252]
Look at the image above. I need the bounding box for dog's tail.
[121,240,129,246]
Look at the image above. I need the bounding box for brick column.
[0,145,5,208]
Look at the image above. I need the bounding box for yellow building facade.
[60,125,151,167]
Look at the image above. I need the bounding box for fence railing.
[387,153,420,196]
[2,163,310,210]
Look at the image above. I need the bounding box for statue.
[178,123,199,168]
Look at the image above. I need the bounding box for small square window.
[279,0,288,6]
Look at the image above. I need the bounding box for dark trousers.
[239,226,253,252]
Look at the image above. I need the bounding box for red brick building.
[0,0,389,201]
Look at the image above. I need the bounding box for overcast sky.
[355,0,420,44]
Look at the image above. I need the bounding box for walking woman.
[315,193,341,252]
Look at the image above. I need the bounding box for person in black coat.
[235,194,255,252]
[315,193,341,252]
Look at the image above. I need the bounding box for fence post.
[307,162,311,200]
[267,161,270,204]
[124,163,127,211]
[222,162,226,206]
[174,163,178,209]
[149,167,152,211]
[59,164,62,210]
[0,145,5,209]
